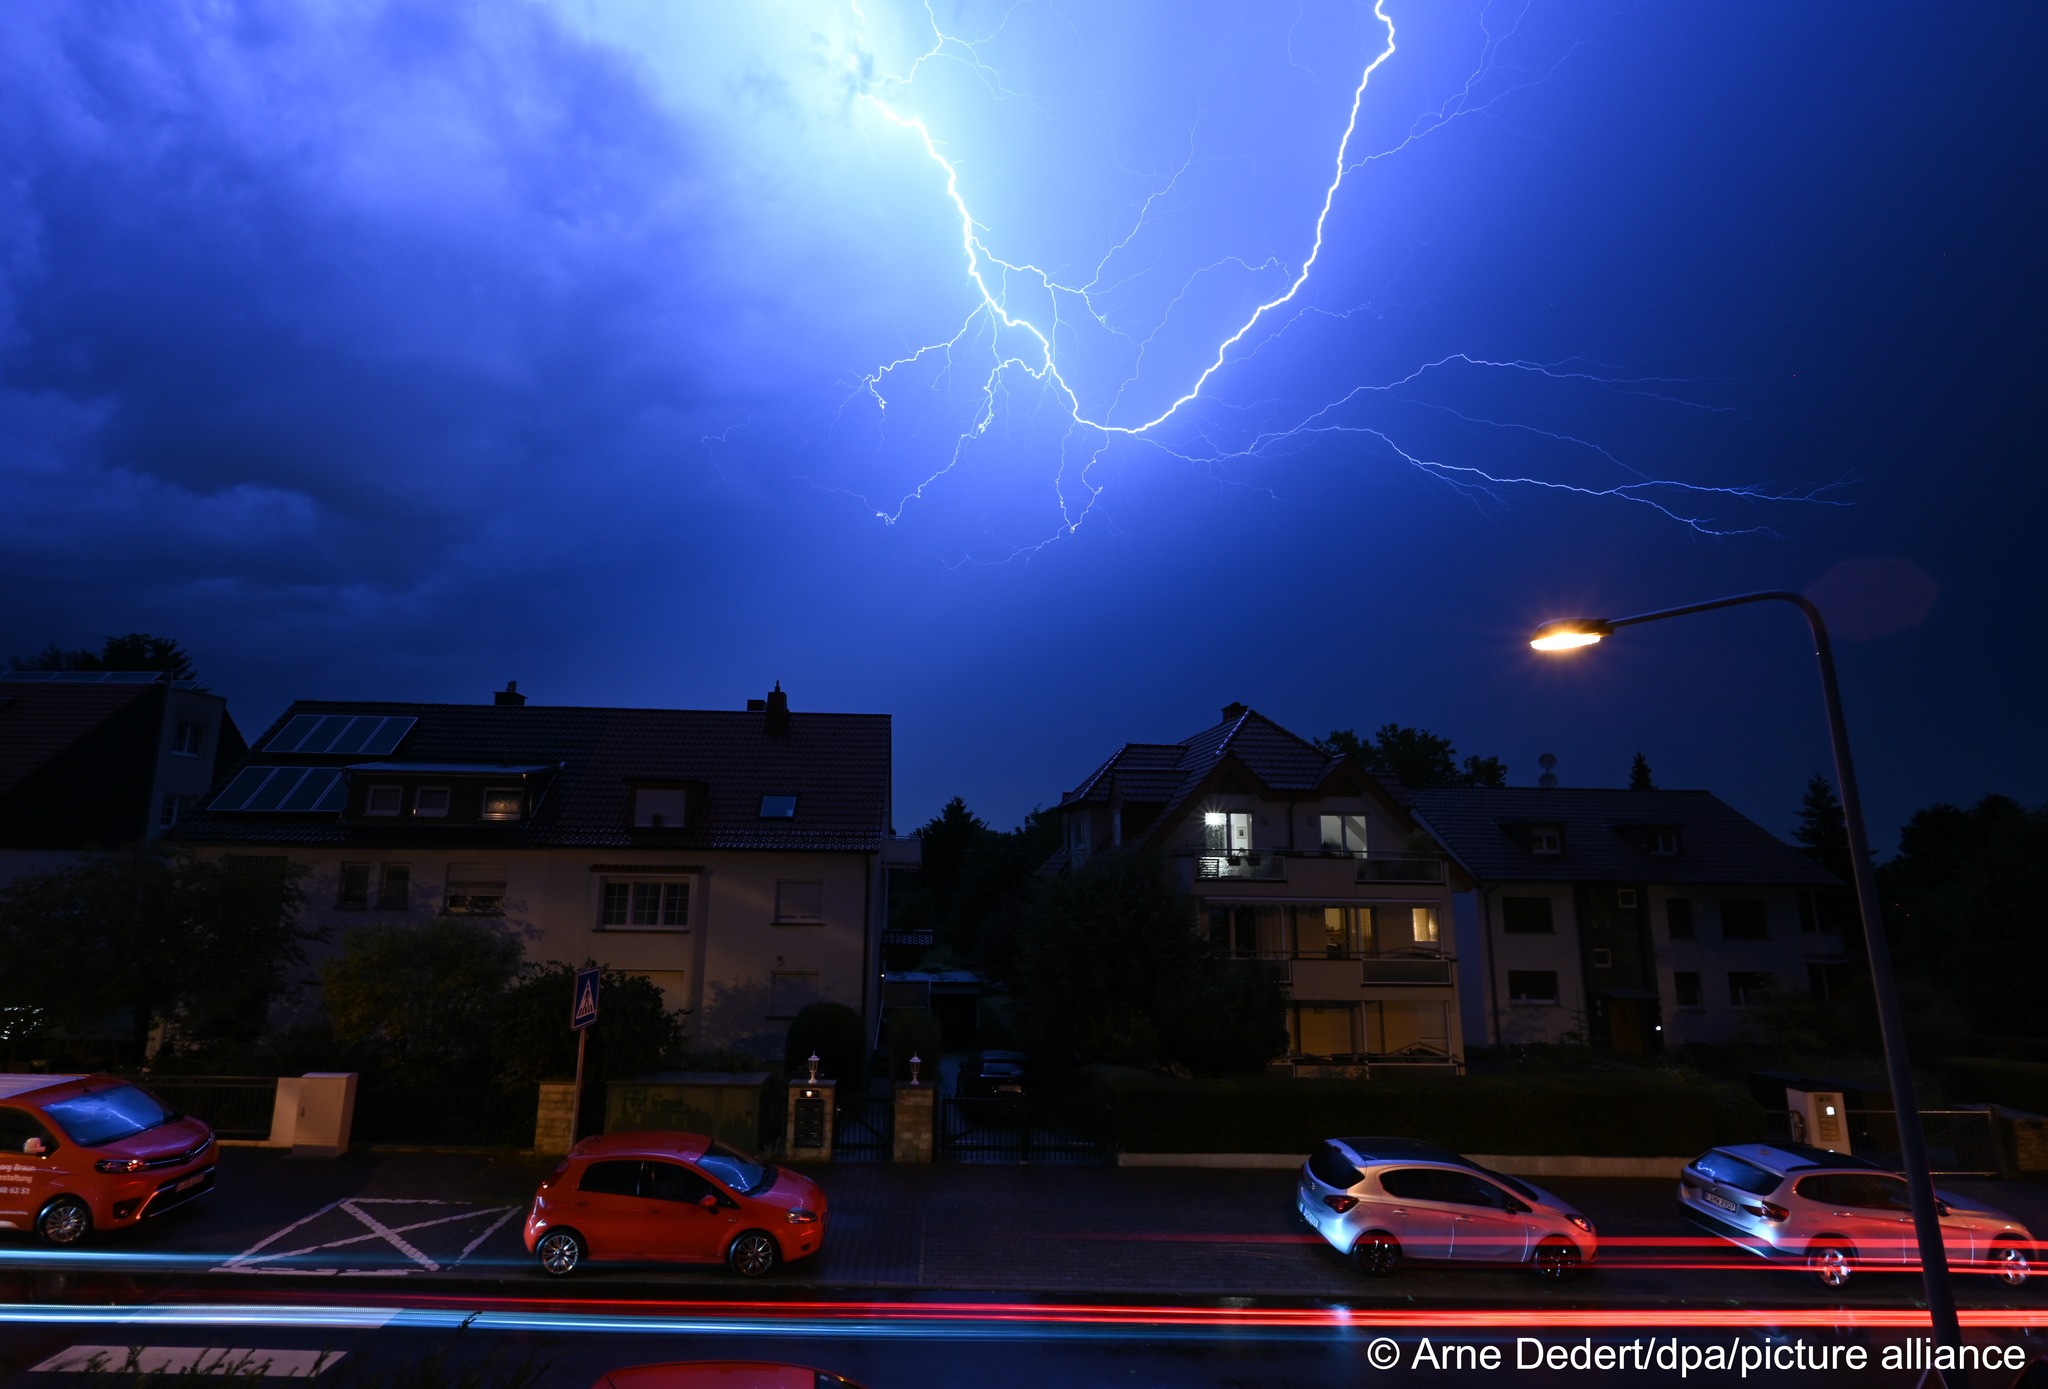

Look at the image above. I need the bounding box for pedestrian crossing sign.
[571,967,600,1030]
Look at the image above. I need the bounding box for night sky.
[2,1,2041,850]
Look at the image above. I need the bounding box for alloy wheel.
[1533,1238,1581,1282]
[536,1229,584,1276]
[729,1231,779,1278]
[1993,1241,2031,1287]
[1354,1233,1400,1278]
[36,1197,90,1247]
[1811,1245,1853,1289]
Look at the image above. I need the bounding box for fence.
[833,1094,893,1162]
[127,1076,279,1141]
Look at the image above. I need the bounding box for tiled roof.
[1409,787,1838,887]
[176,698,891,853]
[0,679,156,797]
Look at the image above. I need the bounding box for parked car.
[0,1074,216,1247]
[593,1365,865,1389]
[1676,1142,2034,1288]
[1296,1136,1596,1280]
[955,1051,1029,1099]
[525,1131,826,1278]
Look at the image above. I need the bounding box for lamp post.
[1531,591,1961,1355]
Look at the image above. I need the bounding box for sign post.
[568,967,600,1146]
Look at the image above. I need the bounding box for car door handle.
[1389,1208,1408,1216]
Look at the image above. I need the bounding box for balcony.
[1354,855,1446,884]
[1194,852,1287,881]
[1359,955,1454,986]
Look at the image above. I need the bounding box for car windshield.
[698,1141,773,1195]
[40,1084,177,1147]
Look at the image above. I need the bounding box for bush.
[1941,1057,2048,1115]
[885,1008,946,1081]
[1105,1072,1765,1157]
[784,1002,868,1089]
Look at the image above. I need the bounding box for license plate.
[173,1173,205,1192]
[1701,1190,1737,1213]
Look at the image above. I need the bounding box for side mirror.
[23,1137,47,1157]
[1935,1200,1953,1217]
[699,1194,719,1211]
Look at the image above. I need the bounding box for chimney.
[764,681,789,736]
[1221,701,1248,722]
[495,681,526,707]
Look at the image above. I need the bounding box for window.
[600,878,690,929]
[1649,828,1681,856]
[1208,906,1263,959]
[414,787,451,818]
[482,788,523,821]
[364,785,403,816]
[1379,1168,1440,1201]
[1318,814,1369,853]
[1720,899,1768,940]
[377,863,410,911]
[634,788,690,829]
[1666,898,1695,939]
[1409,906,1440,947]
[1292,1003,1359,1058]
[1692,1149,1781,1196]
[578,1160,642,1197]
[1501,896,1554,934]
[1590,948,1612,969]
[170,721,206,757]
[1308,1143,1362,1191]
[1727,971,1774,1008]
[769,970,821,1018]
[1616,888,1638,909]
[444,864,506,916]
[759,795,797,818]
[1204,810,1253,855]
[1434,1170,1513,1210]
[1529,826,1563,855]
[337,863,371,910]
[1674,971,1702,1008]
[1798,893,1818,934]
[644,1160,717,1205]
[775,880,824,923]
[1507,970,1559,1004]
[158,793,197,831]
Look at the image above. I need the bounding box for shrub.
[1941,1058,2048,1116]
[784,1002,869,1089]
[885,1008,946,1081]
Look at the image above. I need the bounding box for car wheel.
[1809,1242,1854,1290]
[36,1196,91,1247]
[1353,1231,1400,1278]
[1991,1239,2031,1288]
[535,1228,586,1277]
[1532,1237,1581,1282]
[728,1230,781,1279]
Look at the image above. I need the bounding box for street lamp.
[1530,591,1961,1355]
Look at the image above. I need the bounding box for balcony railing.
[1355,855,1446,884]
[1359,956,1454,986]
[1194,852,1286,881]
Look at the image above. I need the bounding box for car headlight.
[1569,1215,1594,1235]
[787,1208,818,1224]
[96,1158,147,1174]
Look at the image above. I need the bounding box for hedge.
[1106,1073,1764,1157]
[1941,1057,2048,1117]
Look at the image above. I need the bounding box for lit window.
[1318,814,1369,853]
[1203,811,1252,855]
[364,785,403,816]
[482,788,523,821]
[759,795,797,818]
[171,722,206,757]
[444,864,506,915]
[1410,906,1440,946]
[414,787,451,818]
[600,878,690,929]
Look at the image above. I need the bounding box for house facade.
[0,671,244,876]
[1410,787,1843,1052]
[1053,704,1468,1072]
[176,683,905,1057]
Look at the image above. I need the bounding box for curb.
[1118,1152,1692,1178]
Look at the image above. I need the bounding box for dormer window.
[1318,814,1369,854]
[759,795,797,819]
[635,788,691,829]
[414,787,451,818]
[482,788,523,821]
[1529,826,1563,855]
[1649,828,1680,856]
[365,785,403,817]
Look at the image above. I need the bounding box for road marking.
[216,1199,519,1274]
[31,1345,343,1376]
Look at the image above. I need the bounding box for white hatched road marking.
[216,1198,519,1274]
[32,1345,343,1376]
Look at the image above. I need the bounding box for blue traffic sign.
[571,967,601,1030]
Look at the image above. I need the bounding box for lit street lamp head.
[1529,618,1614,651]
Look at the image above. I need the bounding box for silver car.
[1676,1142,2035,1289]
[1297,1136,1597,1280]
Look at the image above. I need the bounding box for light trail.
[842,1,1839,543]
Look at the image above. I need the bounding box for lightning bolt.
[845,1,1839,545]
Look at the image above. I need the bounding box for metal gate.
[937,1094,1111,1164]
[833,1094,893,1162]
[126,1076,278,1141]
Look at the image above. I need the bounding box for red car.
[0,1074,216,1246]
[524,1131,826,1278]
[593,1366,865,1389]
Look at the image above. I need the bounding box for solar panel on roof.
[264,714,322,752]
[209,765,354,812]
[211,765,276,810]
[297,714,353,753]
[358,716,416,755]
[312,774,350,813]
[279,768,342,812]
[244,767,306,812]
[327,716,380,755]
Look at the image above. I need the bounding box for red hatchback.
[524,1132,826,1278]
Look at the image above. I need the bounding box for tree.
[1017,851,1286,1073]
[321,917,523,1075]
[1628,753,1656,791]
[892,798,1062,980]
[1793,775,1852,882]
[10,632,196,680]
[1316,723,1507,789]
[783,1001,868,1088]
[0,846,309,1059]
[495,962,684,1096]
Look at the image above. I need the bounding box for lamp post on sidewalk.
[1529,590,1961,1356]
